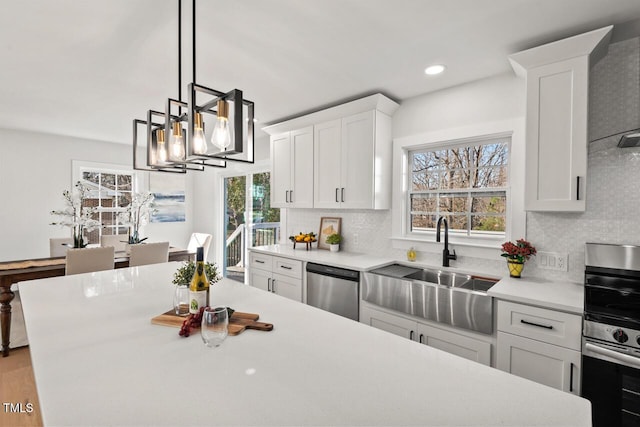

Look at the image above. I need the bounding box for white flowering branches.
[118,192,156,244]
[50,181,102,248]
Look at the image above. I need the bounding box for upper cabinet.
[264,94,399,210]
[271,127,314,208]
[509,26,612,212]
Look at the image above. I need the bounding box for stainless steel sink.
[362,264,499,334]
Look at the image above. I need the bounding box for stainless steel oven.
[582,243,640,427]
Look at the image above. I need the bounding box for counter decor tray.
[151,310,274,336]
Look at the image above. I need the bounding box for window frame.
[407,137,510,240]
[391,119,525,255]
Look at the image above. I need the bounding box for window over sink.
[408,137,509,239]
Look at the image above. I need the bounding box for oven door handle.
[584,342,640,369]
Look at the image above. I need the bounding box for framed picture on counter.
[318,217,341,250]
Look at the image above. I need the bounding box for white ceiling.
[1,0,640,145]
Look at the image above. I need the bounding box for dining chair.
[129,241,170,267]
[187,233,212,261]
[49,237,74,257]
[100,234,127,253]
[65,246,115,275]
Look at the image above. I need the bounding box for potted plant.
[501,238,536,278]
[172,260,221,287]
[326,233,342,252]
[117,192,156,251]
[50,181,102,248]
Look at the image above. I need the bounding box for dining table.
[0,247,194,357]
[18,261,592,426]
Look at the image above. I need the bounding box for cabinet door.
[290,127,314,208]
[341,111,375,209]
[272,273,302,302]
[314,119,342,208]
[270,132,291,208]
[524,57,588,211]
[497,332,581,395]
[416,322,491,366]
[249,268,272,293]
[360,304,416,340]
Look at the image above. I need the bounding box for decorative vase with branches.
[50,181,102,248]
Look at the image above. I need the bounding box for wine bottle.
[188,247,209,314]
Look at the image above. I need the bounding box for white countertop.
[19,262,591,427]
[488,276,584,314]
[250,244,395,271]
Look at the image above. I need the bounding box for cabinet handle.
[267,278,271,292]
[335,188,339,203]
[280,265,293,270]
[569,362,574,392]
[576,177,580,201]
[341,188,345,202]
[409,330,414,340]
[285,190,289,203]
[255,260,265,264]
[419,333,424,344]
[520,319,553,330]
[290,190,293,203]
[272,279,276,293]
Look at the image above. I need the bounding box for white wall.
[0,128,193,261]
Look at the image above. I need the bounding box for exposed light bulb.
[156,129,168,163]
[192,112,207,155]
[170,122,185,160]
[211,100,232,151]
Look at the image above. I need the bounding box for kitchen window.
[408,137,509,239]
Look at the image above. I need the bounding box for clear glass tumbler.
[201,306,229,348]
[173,285,190,316]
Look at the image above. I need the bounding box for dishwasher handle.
[306,263,359,282]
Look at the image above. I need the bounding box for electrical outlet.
[352,233,359,246]
[537,251,568,272]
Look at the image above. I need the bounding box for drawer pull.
[521,319,553,330]
[280,266,293,270]
[255,260,265,264]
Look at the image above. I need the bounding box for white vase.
[329,244,339,252]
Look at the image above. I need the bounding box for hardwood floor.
[0,346,43,427]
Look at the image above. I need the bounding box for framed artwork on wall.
[318,217,342,250]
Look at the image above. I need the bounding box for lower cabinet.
[495,300,582,395]
[496,332,581,394]
[248,252,303,302]
[360,303,492,366]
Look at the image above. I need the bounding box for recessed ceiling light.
[425,64,446,75]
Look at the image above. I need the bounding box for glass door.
[223,172,279,282]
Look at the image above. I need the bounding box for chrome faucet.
[436,216,457,267]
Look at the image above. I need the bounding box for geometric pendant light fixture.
[133,0,254,172]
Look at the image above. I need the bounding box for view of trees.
[410,142,508,234]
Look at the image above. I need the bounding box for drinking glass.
[201,306,229,348]
[173,285,190,316]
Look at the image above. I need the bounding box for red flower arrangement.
[501,239,537,263]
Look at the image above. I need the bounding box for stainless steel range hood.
[617,131,640,147]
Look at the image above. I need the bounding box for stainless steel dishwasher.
[306,263,360,321]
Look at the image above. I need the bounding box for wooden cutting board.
[151,310,274,336]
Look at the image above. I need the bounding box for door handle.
[409,330,414,341]
[520,319,553,330]
[271,279,276,293]
[290,190,293,203]
[267,278,271,292]
[576,177,580,201]
[341,187,345,202]
[335,188,339,203]
[285,190,289,203]
[419,334,424,344]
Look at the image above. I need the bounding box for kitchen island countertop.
[19,262,591,426]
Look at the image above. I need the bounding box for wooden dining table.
[0,247,194,357]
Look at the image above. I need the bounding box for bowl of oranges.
[289,232,317,250]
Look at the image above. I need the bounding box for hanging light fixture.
[133,0,254,172]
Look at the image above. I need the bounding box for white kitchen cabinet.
[360,303,492,366]
[249,252,303,302]
[314,110,392,209]
[270,126,314,208]
[496,300,582,395]
[509,26,611,211]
